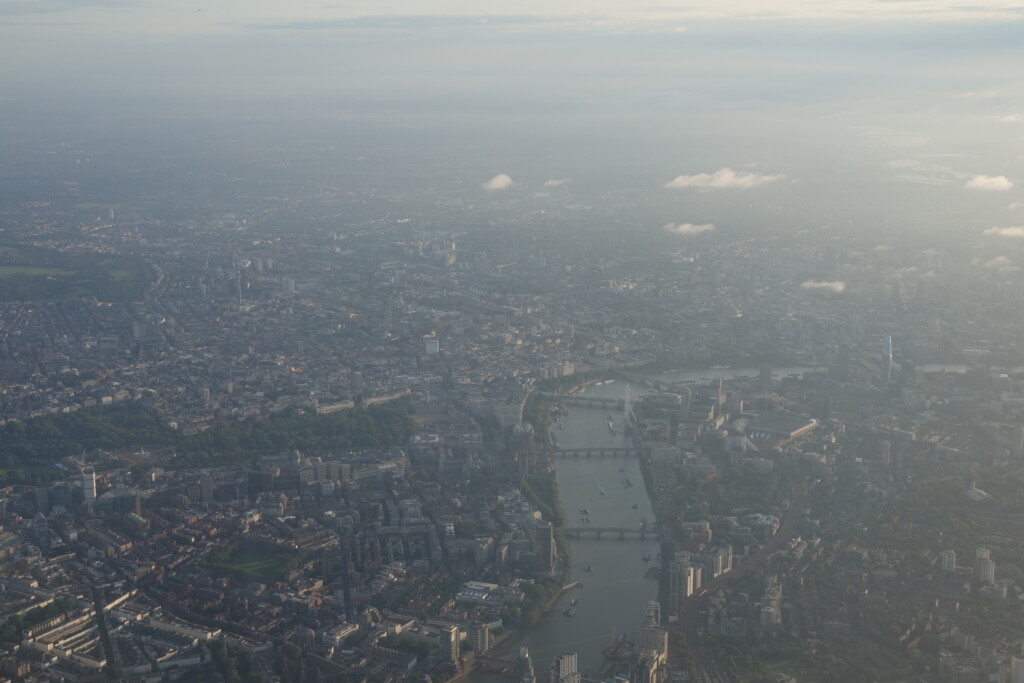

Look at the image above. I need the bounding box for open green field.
[0,464,60,486]
[207,538,302,583]
[220,547,287,581]
[0,266,73,278]
[0,245,151,301]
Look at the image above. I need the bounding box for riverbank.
[621,360,821,375]
[470,374,662,681]
[564,377,603,394]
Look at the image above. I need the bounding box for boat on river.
[584,564,593,572]
[563,606,576,617]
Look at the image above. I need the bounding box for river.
[653,365,824,384]
[472,378,659,681]
[472,367,826,679]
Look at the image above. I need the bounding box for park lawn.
[1,464,61,485]
[207,538,299,583]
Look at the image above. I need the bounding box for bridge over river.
[552,447,645,459]
[563,526,658,540]
[539,391,625,409]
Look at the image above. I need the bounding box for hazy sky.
[5,0,1024,30]
[4,0,1022,105]
[3,0,1024,240]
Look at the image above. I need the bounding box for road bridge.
[552,447,644,459]
[610,372,669,392]
[563,526,657,540]
[539,392,625,409]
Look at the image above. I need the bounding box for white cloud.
[965,174,1014,191]
[800,280,846,294]
[482,173,513,191]
[664,168,784,190]
[1003,114,1021,123]
[1009,202,1023,209]
[985,256,1012,269]
[664,222,715,235]
[983,226,1024,237]
[543,178,570,187]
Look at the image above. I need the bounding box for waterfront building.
[515,647,536,683]
[549,652,580,683]
[468,623,490,654]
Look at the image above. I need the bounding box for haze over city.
[2,1,1024,682]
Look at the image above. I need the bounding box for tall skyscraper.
[33,486,50,515]
[635,604,670,683]
[975,547,991,579]
[882,336,893,383]
[645,601,661,627]
[941,549,956,572]
[514,647,536,683]
[468,623,491,654]
[1011,653,1024,683]
[440,624,459,662]
[200,471,215,503]
[534,521,555,574]
[549,652,580,683]
[980,558,996,585]
[82,467,97,503]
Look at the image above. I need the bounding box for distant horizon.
[2,0,1024,242]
